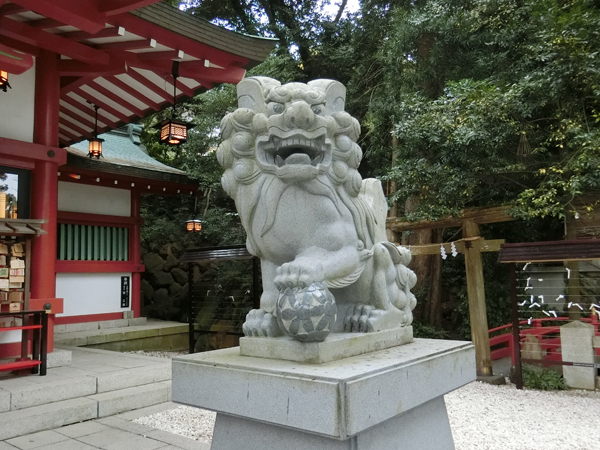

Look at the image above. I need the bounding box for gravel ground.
[128,351,600,449]
[134,406,216,444]
[446,381,600,450]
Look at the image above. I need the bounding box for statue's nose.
[284,101,315,129]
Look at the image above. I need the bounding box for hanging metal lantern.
[88,104,103,159]
[88,137,104,159]
[0,71,10,92]
[158,118,192,145]
[186,219,202,232]
[156,61,193,146]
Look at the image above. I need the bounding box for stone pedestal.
[173,339,475,449]
[560,321,596,390]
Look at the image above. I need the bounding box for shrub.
[521,364,567,390]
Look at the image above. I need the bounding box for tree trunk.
[426,228,443,327]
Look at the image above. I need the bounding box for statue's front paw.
[344,304,406,332]
[243,309,284,337]
[274,261,324,290]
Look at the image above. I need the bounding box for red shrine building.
[0,0,275,363]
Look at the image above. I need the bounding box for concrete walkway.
[0,346,209,449]
[0,402,210,450]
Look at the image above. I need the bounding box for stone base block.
[173,338,475,449]
[212,396,453,450]
[240,326,413,363]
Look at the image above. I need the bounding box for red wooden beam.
[0,36,41,57]
[124,68,172,102]
[136,50,184,61]
[178,61,246,85]
[27,17,64,29]
[88,80,145,117]
[100,0,160,16]
[58,114,95,140]
[109,13,249,69]
[0,17,110,65]
[0,137,67,165]
[59,105,97,130]
[61,95,119,129]
[57,26,125,42]
[95,38,156,51]
[10,0,105,34]
[105,75,161,111]
[58,125,81,142]
[0,3,26,16]
[74,87,130,122]
[57,60,124,78]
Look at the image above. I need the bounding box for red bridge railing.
[488,314,600,365]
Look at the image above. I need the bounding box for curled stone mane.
[217,86,375,252]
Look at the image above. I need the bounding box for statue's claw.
[243,309,284,337]
[344,304,406,333]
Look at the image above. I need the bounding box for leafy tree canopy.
[366,0,600,221]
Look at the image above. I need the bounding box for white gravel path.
[128,351,600,448]
[446,381,600,450]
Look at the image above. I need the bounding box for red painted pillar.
[31,51,60,352]
[130,189,142,318]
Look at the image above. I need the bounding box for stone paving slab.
[55,421,112,439]
[6,430,69,449]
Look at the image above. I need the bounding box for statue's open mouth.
[269,135,326,167]
[256,129,332,176]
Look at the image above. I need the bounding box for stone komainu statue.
[217,77,417,342]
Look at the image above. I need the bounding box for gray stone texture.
[217,77,417,341]
[240,326,413,363]
[171,267,188,285]
[560,320,596,390]
[173,339,475,441]
[0,398,97,440]
[9,376,96,410]
[89,381,171,417]
[152,271,174,288]
[0,389,10,413]
[143,253,165,273]
[211,396,454,450]
[521,334,543,361]
[169,282,183,296]
[164,254,179,272]
[153,288,169,304]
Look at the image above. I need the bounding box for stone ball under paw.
[276,283,337,342]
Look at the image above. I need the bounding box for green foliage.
[412,321,449,339]
[521,364,567,390]
[365,0,600,220]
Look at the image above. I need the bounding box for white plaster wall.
[0,61,35,142]
[58,182,131,216]
[56,272,132,317]
[0,330,21,344]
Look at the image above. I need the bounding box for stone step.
[88,380,172,417]
[2,375,97,410]
[0,397,97,440]
[96,361,171,393]
[0,381,172,440]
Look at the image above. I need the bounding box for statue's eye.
[269,103,284,115]
[311,104,323,115]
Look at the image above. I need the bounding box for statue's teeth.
[276,155,285,167]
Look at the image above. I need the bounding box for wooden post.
[462,220,493,376]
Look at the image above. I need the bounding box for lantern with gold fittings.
[155,61,193,146]
[88,104,104,159]
[0,70,10,92]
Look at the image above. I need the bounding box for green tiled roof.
[68,124,185,176]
